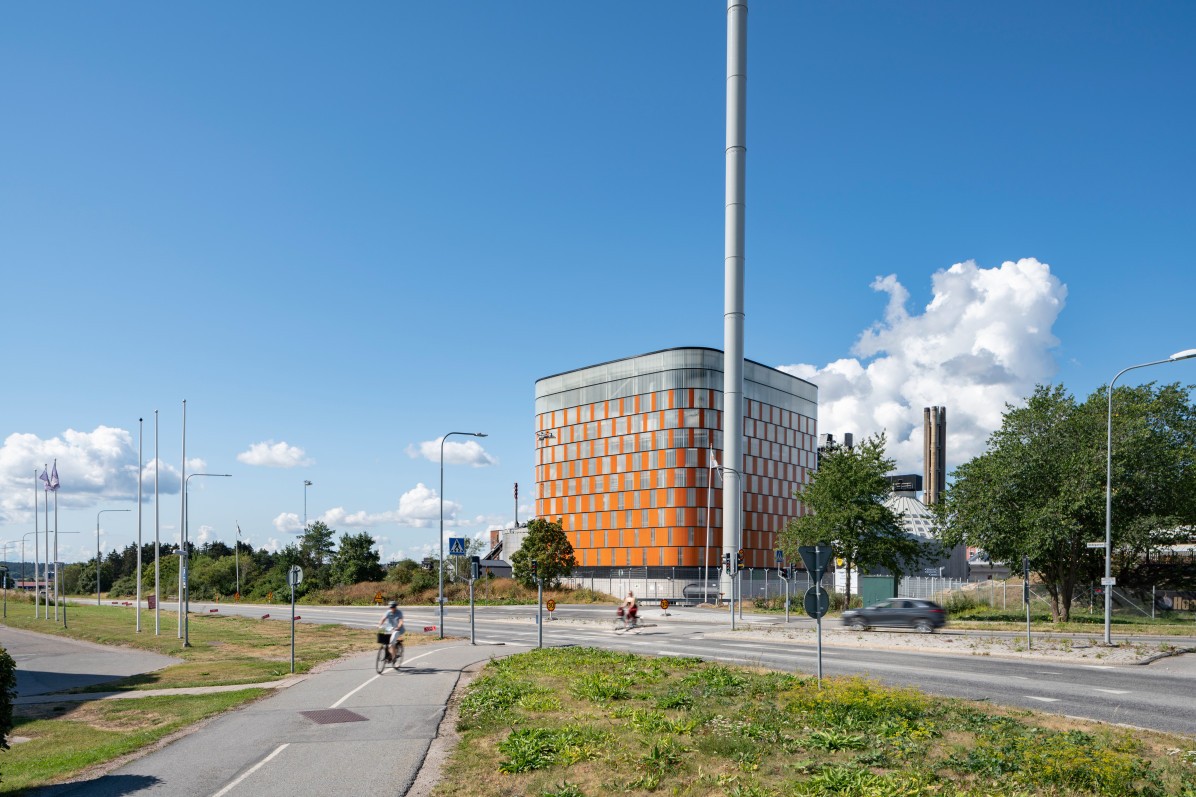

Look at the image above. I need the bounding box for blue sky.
[3,2,1195,565]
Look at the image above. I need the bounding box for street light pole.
[96,509,131,604]
[718,466,744,630]
[439,431,486,640]
[303,480,312,528]
[183,473,231,647]
[1103,348,1196,645]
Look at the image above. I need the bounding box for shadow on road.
[29,773,163,796]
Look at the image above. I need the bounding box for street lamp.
[303,480,313,528]
[718,466,744,629]
[439,431,487,640]
[183,473,231,647]
[96,509,131,605]
[1103,348,1196,645]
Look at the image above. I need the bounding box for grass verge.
[435,647,1196,797]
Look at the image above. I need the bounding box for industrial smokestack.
[722,0,747,596]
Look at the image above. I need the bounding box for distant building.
[883,474,967,579]
[923,406,947,505]
[534,347,818,575]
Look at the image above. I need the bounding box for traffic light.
[723,552,732,573]
[736,549,744,569]
[778,566,789,579]
[470,555,480,580]
[530,559,538,580]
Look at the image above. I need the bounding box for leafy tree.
[509,518,576,589]
[936,382,1196,621]
[780,432,926,607]
[298,522,336,587]
[330,532,385,585]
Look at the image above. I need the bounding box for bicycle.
[614,607,641,633]
[375,630,404,673]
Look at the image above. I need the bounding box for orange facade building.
[534,348,818,574]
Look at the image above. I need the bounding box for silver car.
[842,598,947,633]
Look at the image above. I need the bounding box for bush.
[1,645,15,762]
[942,590,981,614]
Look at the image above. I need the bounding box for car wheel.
[850,617,868,631]
[914,619,934,634]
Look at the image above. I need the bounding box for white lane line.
[210,743,289,797]
[330,674,381,708]
[1094,688,1130,695]
[1081,665,1115,670]
[1035,671,1062,676]
[1025,696,1060,703]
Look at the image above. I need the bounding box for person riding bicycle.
[622,591,638,627]
[378,600,404,660]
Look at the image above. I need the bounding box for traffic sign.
[546,598,556,613]
[774,549,784,564]
[374,591,384,605]
[804,586,830,619]
[287,565,303,587]
[798,544,834,578]
[1086,542,1107,549]
[660,598,670,611]
[1101,577,1116,586]
[448,537,466,556]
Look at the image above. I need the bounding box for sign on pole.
[287,565,304,587]
[798,543,834,580]
[803,586,830,619]
[448,537,466,556]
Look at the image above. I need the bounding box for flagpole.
[235,524,240,598]
[53,479,59,622]
[137,418,143,633]
[179,399,186,639]
[155,409,160,635]
[43,465,49,622]
[33,470,40,619]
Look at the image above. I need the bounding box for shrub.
[1,645,15,781]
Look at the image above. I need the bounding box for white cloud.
[237,441,312,468]
[196,525,212,544]
[308,484,464,531]
[0,426,204,524]
[779,258,1066,475]
[405,438,497,467]
[273,512,303,534]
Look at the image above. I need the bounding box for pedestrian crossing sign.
[448,537,466,556]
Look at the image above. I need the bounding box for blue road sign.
[448,537,466,556]
[774,549,784,564]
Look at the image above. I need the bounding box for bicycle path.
[32,641,530,797]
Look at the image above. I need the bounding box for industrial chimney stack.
[923,406,946,505]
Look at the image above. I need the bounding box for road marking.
[1081,665,1115,670]
[1035,671,1062,676]
[330,674,381,708]
[1025,696,1060,703]
[1094,688,1130,695]
[210,743,289,797]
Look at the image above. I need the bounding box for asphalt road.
[34,641,529,797]
[138,598,1196,737]
[0,625,180,698]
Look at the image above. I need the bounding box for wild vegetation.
[439,646,1196,797]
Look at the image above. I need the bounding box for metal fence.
[932,579,1196,619]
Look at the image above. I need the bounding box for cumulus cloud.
[778,258,1066,475]
[237,441,312,468]
[276,483,474,535]
[0,427,202,524]
[405,438,497,467]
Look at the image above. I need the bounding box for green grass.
[435,647,1196,797]
[1,690,266,794]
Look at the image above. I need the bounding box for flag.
[49,461,60,491]
[237,523,242,538]
[39,467,50,490]
[710,456,719,469]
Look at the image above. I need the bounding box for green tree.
[298,521,336,587]
[330,532,385,585]
[509,518,577,589]
[780,433,925,607]
[938,382,1196,621]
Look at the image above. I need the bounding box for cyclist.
[622,591,638,628]
[378,600,405,660]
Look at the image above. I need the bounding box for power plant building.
[534,348,818,573]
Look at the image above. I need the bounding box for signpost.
[469,556,480,645]
[1023,556,1031,650]
[287,565,303,673]
[798,542,834,686]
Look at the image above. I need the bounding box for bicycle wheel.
[391,641,404,669]
[375,645,388,674]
